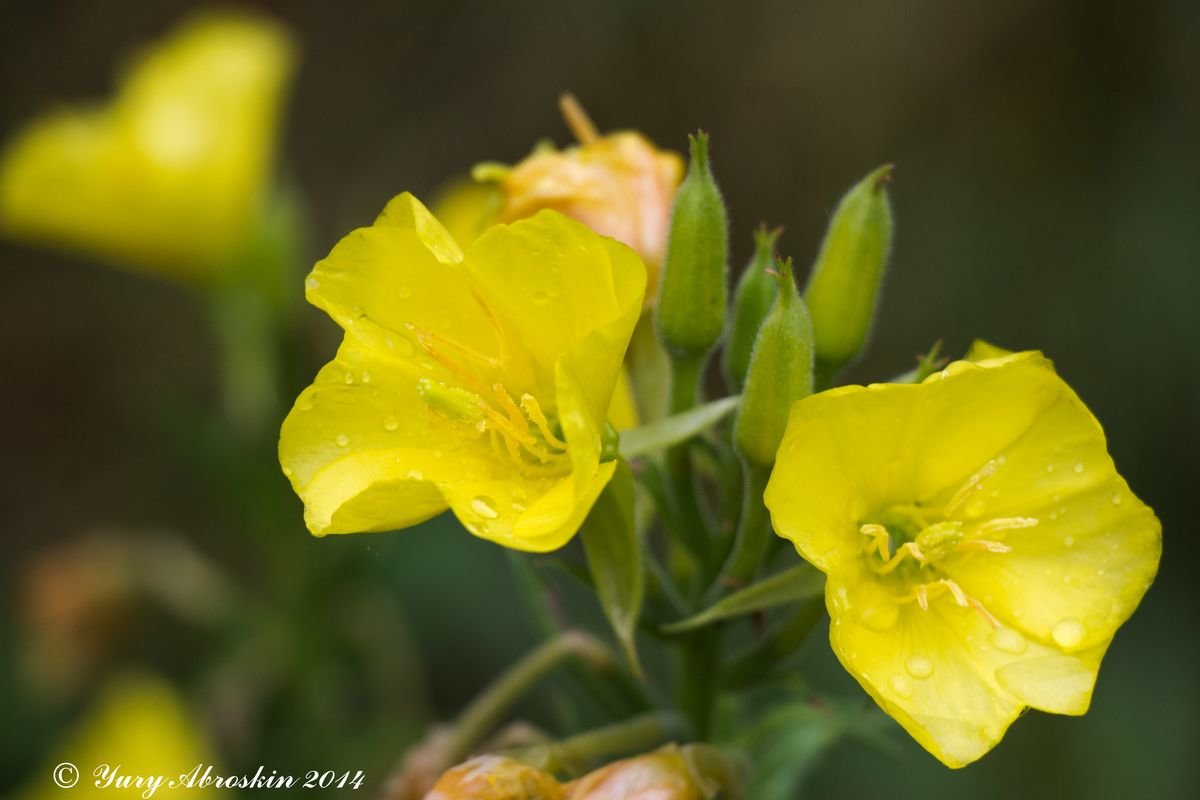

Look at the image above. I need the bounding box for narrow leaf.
[662,563,823,633]
[581,461,644,676]
[619,396,740,459]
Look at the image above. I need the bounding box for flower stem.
[510,711,684,775]
[720,461,774,587]
[445,632,614,764]
[665,353,711,568]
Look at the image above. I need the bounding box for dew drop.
[361,371,371,383]
[432,450,444,459]
[383,415,399,431]
[282,466,293,477]
[344,372,355,385]
[1111,493,1122,506]
[859,603,899,632]
[305,276,320,290]
[1064,535,1075,547]
[470,496,500,519]
[335,434,350,447]
[890,674,914,697]
[1073,462,1085,474]
[990,628,1027,655]
[397,286,413,299]
[1046,463,1056,473]
[512,502,527,513]
[1052,618,1085,648]
[905,655,934,679]
[405,469,424,481]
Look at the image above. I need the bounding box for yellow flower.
[763,348,1161,767]
[424,756,564,800]
[480,96,682,302]
[0,13,294,281]
[279,194,645,551]
[21,674,219,800]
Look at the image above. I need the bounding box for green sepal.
[581,461,645,676]
[662,563,823,633]
[619,396,740,459]
[724,225,782,391]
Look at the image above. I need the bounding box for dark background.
[1,1,1197,798]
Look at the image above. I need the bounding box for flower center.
[405,313,570,477]
[859,500,1037,629]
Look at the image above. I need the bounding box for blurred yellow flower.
[22,674,218,800]
[471,96,681,302]
[0,13,294,281]
[424,755,564,800]
[764,348,1161,767]
[279,194,645,551]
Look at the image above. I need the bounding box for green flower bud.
[804,164,894,382]
[723,225,782,391]
[734,258,814,467]
[655,133,729,358]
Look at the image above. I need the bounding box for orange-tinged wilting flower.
[764,346,1161,767]
[279,193,645,551]
[466,96,681,304]
[423,756,564,800]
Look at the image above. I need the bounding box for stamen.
[872,542,926,575]
[559,93,600,145]
[900,579,1001,630]
[492,384,530,435]
[972,516,1038,536]
[957,539,1012,554]
[943,459,999,517]
[521,394,568,450]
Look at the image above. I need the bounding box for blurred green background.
[1,0,1197,797]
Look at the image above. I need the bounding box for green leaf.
[581,461,644,676]
[619,396,740,459]
[741,696,896,800]
[662,563,823,633]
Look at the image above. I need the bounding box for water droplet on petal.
[397,286,413,299]
[335,434,350,447]
[470,496,499,519]
[405,469,424,481]
[1052,618,1085,648]
[305,276,320,290]
[361,371,371,383]
[890,674,913,697]
[344,372,355,385]
[859,603,899,632]
[383,415,399,431]
[1064,535,1075,547]
[1073,462,1085,474]
[991,628,1027,654]
[282,466,293,477]
[1046,463,1056,473]
[1111,493,1122,505]
[905,655,934,679]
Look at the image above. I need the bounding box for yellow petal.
[464,210,646,424]
[828,564,1101,768]
[0,13,293,279]
[429,177,500,249]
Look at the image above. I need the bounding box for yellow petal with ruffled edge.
[280,195,645,552]
[765,350,1160,767]
[0,13,293,280]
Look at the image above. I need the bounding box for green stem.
[665,354,710,568]
[511,711,683,775]
[445,632,614,764]
[678,627,721,739]
[720,461,774,587]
